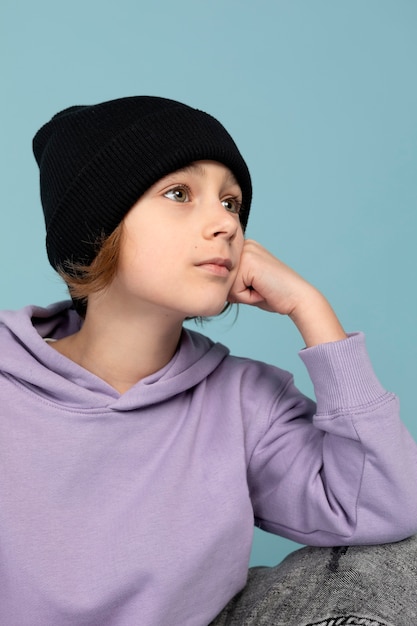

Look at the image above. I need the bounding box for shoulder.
[185,328,296,405]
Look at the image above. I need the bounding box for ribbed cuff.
[298,332,388,415]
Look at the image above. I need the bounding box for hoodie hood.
[0,301,229,411]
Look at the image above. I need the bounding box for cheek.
[235,231,245,259]
[120,219,163,263]
[118,229,180,284]
[116,231,152,286]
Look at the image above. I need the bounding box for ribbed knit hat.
[33,96,252,272]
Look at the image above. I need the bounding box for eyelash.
[222,196,242,215]
[163,185,242,215]
[163,185,191,203]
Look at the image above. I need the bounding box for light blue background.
[2,1,416,567]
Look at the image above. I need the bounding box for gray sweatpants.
[211,535,417,626]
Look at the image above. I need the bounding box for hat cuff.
[45,105,252,270]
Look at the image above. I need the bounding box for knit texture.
[33,96,252,271]
[211,536,417,626]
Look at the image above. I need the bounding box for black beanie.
[33,96,252,272]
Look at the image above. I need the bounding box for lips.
[199,258,233,270]
[196,257,233,277]
[199,258,233,272]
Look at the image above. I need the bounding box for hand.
[228,239,347,347]
[228,239,311,315]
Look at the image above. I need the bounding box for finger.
[228,284,265,306]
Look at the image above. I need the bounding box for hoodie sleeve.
[247,332,417,546]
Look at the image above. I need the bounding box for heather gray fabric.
[211,535,417,626]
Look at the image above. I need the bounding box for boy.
[0,96,416,625]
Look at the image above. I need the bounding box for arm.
[228,238,347,348]
[229,240,417,545]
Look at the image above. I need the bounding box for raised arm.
[228,238,346,347]
[229,239,417,545]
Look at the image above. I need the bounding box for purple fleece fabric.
[0,301,416,625]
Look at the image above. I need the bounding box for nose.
[202,201,241,242]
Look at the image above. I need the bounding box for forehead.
[167,160,240,187]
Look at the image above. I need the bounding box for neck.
[51,300,184,394]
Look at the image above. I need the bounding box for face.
[106,160,245,320]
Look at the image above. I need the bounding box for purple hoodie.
[1,301,416,625]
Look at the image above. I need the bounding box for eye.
[164,186,190,203]
[221,197,242,214]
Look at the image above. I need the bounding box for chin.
[181,300,224,319]
[189,302,229,319]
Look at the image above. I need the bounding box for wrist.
[289,289,347,348]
